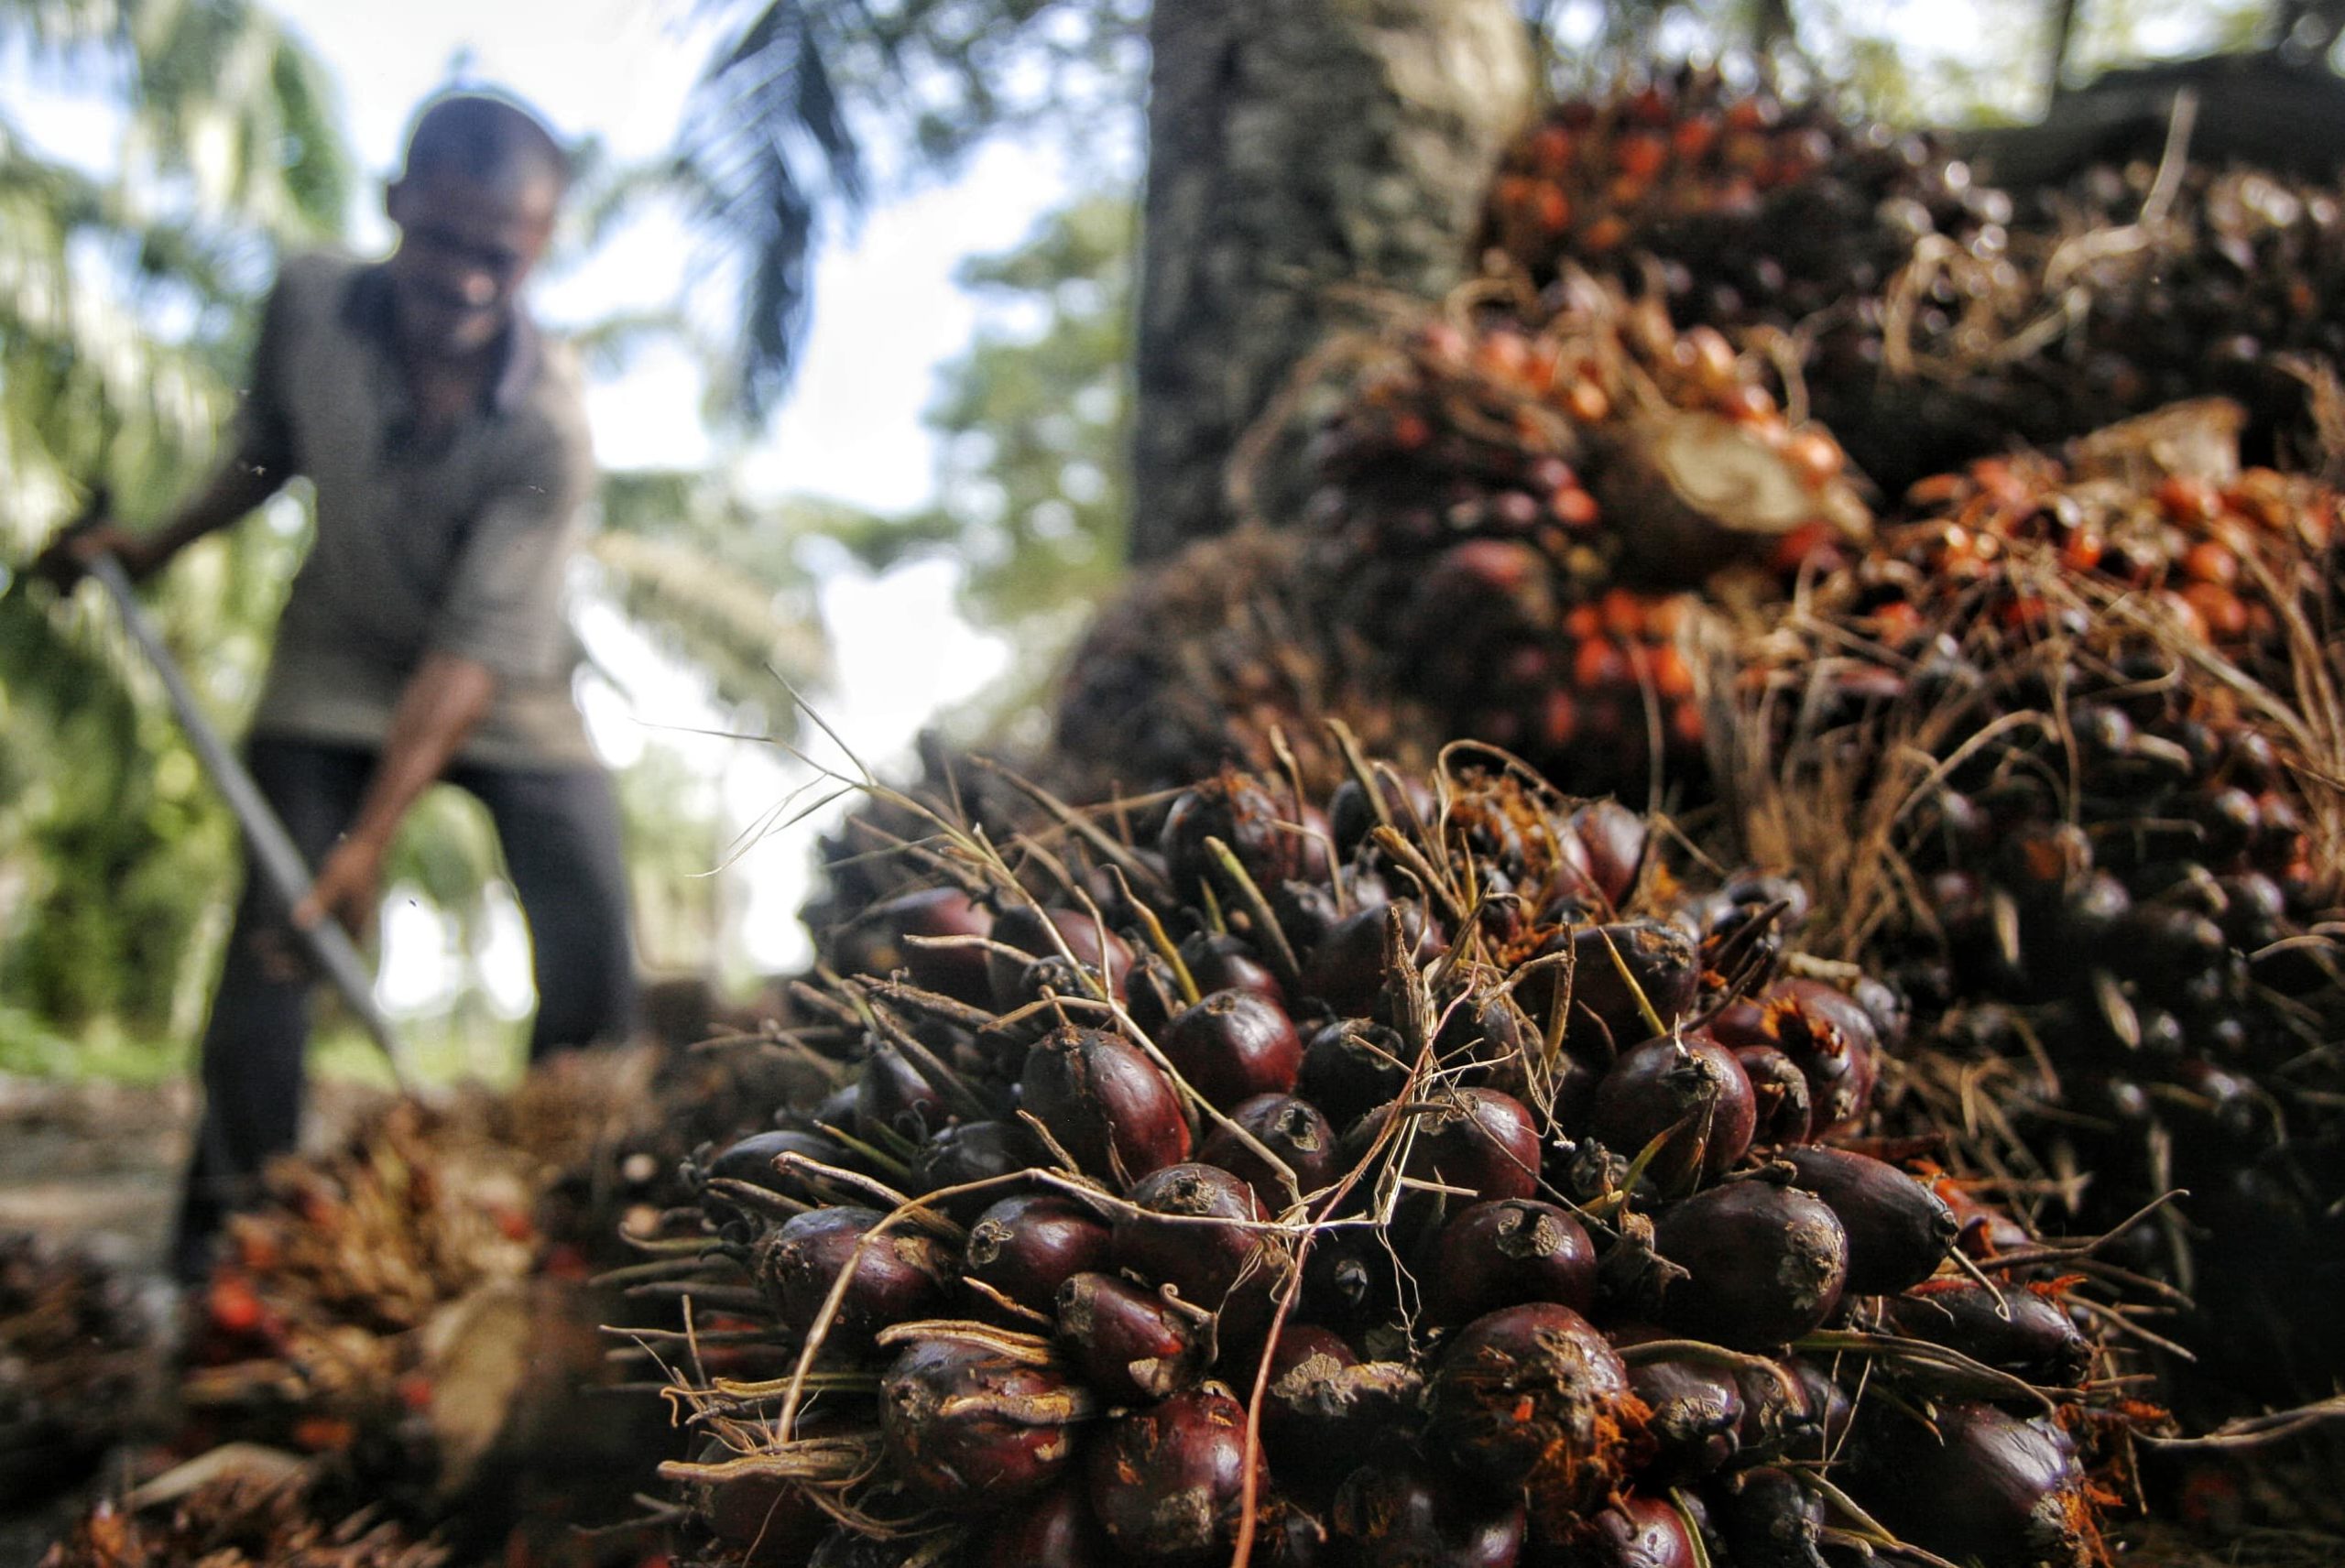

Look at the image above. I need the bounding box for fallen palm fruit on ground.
[647,752,2156,1567]
[0,1229,156,1508]
[166,1045,796,1563]
[37,1470,443,1568]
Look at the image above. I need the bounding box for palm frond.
[679,0,864,416]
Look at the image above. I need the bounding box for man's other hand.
[294,834,387,942]
[30,521,154,592]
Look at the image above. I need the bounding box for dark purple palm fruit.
[1423,1303,1638,1514]
[754,1206,954,1346]
[1302,898,1444,1017]
[693,1127,860,1224]
[1054,1271,1213,1405]
[1609,1325,1745,1481]
[1162,989,1305,1110]
[1330,769,1438,857]
[1300,1018,1412,1128]
[1648,1179,1849,1350]
[1847,1401,2097,1568]
[1562,1496,1702,1568]
[1327,1449,1528,1568]
[1761,980,1879,1140]
[1570,800,1650,908]
[1162,772,1304,902]
[1717,1467,1827,1568]
[1088,1387,1268,1561]
[1538,922,1703,1060]
[1301,1226,1402,1327]
[692,1432,830,1564]
[855,1042,949,1144]
[1730,1043,1814,1148]
[867,886,996,1003]
[1589,1034,1758,1191]
[1394,1087,1544,1204]
[1020,1026,1192,1181]
[1198,1094,1343,1209]
[1259,1330,1428,1500]
[973,1481,1116,1567]
[1775,1147,1957,1296]
[963,1194,1113,1319]
[910,1120,1031,1225]
[879,1335,1092,1508]
[1884,1279,2092,1385]
[1114,1163,1277,1323]
[1421,1200,1598,1325]
[807,1529,915,1567]
[1183,931,1289,1009]
[989,904,1134,1011]
[1768,1357,1852,1463]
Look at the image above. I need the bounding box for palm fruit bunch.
[1988,155,2345,474]
[1264,278,1868,807]
[650,751,2147,1568]
[37,1475,442,1568]
[174,1066,688,1561]
[1474,68,2034,493]
[0,1230,154,1506]
[1715,404,2345,1412]
[1477,72,2345,496]
[1052,528,1429,801]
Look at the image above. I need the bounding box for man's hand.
[294,833,388,942]
[29,520,155,593]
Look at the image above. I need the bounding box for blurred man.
[37,91,634,1281]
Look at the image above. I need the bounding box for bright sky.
[247,0,1077,997]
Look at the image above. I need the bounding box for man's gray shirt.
[238,251,598,769]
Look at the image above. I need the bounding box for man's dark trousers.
[169,735,636,1281]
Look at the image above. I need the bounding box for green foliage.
[681,0,1146,413]
[587,465,831,719]
[912,191,1134,631]
[1,0,348,1044]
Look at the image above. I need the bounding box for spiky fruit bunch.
[1281,282,1867,803]
[174,1067,709,1557]
[1719,412,2345,1409]
[1480,74,2345,496]
[1478,67,1991,334]
[1051,527,1430,800]
[0,1231,151,1507]
[1922,157,2345,475]
[659,755,2135,1568]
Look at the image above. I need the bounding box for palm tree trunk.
[1129,0,1533,563]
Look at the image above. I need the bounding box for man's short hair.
[399,91,571,192]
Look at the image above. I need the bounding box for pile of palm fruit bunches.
[1,1230,153,1502]
[655,757,2176,1568]
[16,1043,808,1564]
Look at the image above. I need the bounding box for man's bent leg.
[169,739,374,1282]
[462,763,636,1059]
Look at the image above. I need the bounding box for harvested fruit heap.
[1713,407,2345,1413]
[1051,528,1419,804]
[1474,68,2345,493]
[171,1048,747,1560]
[653,757,2151,1568]
[1056,277,1871,804]
[38,1475,442,1568]
[0,1230,153,1506]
